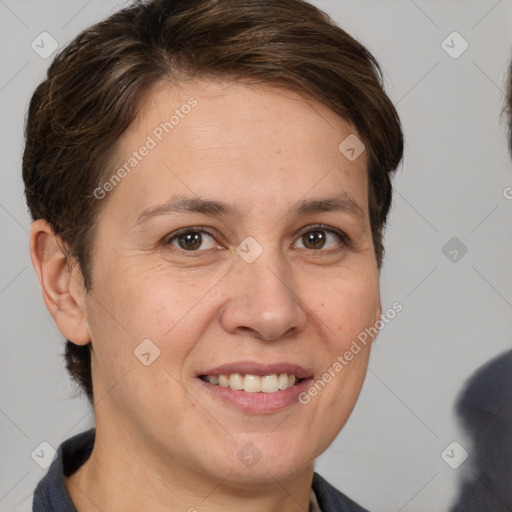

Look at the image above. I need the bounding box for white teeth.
[203,372,301,393]
[261,374,279,393]
[278,373,289,390]
[230,373,244,391]
[243,374,260,393]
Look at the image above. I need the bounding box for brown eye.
[166,229,217,251]
[301,230,327,250]
[295,225,347,252]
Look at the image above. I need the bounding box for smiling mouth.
[199,373,306,393]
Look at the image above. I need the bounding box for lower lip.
[197,377,313,414]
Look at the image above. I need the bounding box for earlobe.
[29,219,91,346]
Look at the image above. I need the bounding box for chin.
[222,461,312,490]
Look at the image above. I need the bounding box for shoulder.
[457,349,512,418]
[32,428,96,512]
[312,472,370,512]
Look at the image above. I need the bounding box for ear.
[29,219,90,345]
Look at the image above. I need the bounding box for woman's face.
[82,79,381,486]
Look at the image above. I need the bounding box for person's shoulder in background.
[449,349,512,512]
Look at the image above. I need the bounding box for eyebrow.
[135,193,364,226]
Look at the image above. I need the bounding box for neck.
[64,418,315,512]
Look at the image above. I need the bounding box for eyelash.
[163,224,349,255]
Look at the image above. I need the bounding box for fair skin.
[30,79,381,512]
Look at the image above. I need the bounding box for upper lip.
[199,361,313,379]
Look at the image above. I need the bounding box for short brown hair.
[23,0,404,404]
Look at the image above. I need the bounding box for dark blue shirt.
[31,428,370,511]
[449,350,512,512]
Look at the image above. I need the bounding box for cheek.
[85,271,208,423]
[93,268,223,381]
[84,271,187,381]
[96,264,203,336]
[318,272,380,345]
[130,274,217,340]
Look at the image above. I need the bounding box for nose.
[220,246,308,342]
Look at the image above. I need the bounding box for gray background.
[1,1,511,511]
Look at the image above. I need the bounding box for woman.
[23,0,403,510]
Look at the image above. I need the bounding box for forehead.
[104,78,369,220]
